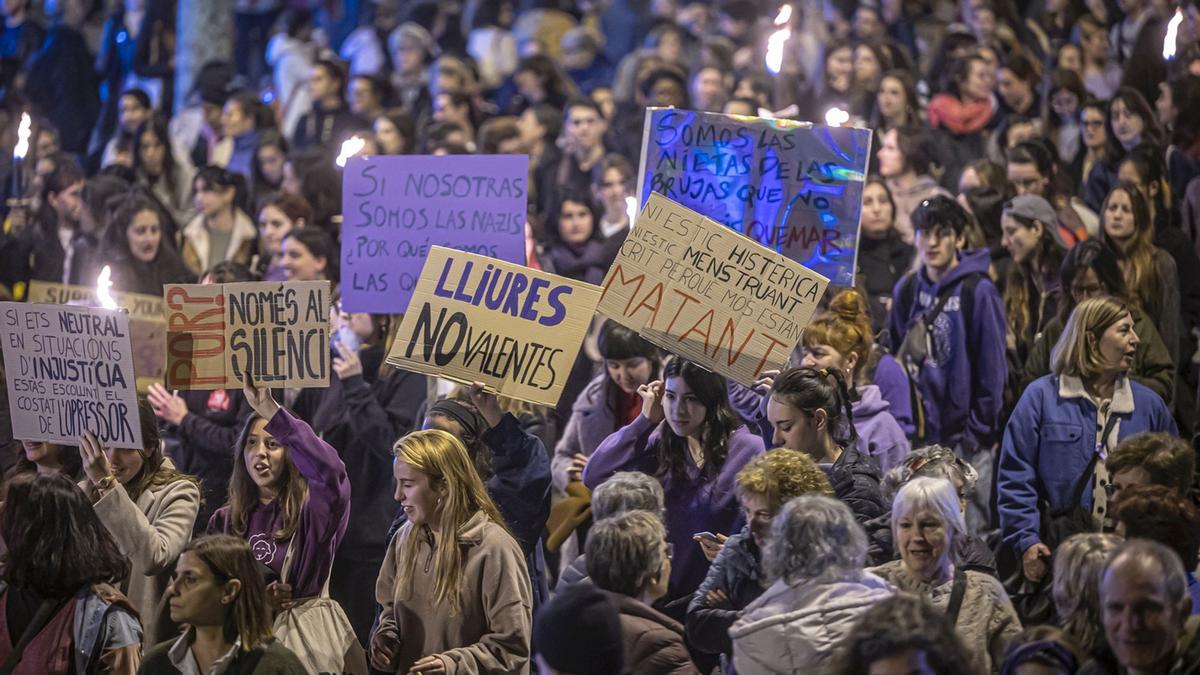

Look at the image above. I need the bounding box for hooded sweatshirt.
[887,249,1008,448]
[730,572,893,674]
[853,385,910,473]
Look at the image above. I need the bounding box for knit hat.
[1004,194,1066,248]
[388,22,439,60]
[534,583,626,675]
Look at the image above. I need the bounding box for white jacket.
[730,573,894,675]
[267,32,316,141]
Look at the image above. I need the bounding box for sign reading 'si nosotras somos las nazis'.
[164,281,331,390]
[386,246,601,407]
[599,193,829,387]
[0,303,143,449]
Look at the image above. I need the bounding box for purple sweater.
[853,385,911,473]
[582,415,765,611]
[208,409,351,598]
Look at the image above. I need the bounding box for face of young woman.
[663,376,707,439]
[127,208,162,263]
[826,46,854,90]
[962,60,993,102]
[392,459,441,527]
[243,418,286,494]
[605,357,653,394]
[374,117,406,155]
[1052,89,1080,120]
[767,395,822,455]
[106,446,145,485]
[1082,106,1108,149]
[1111,99,1145,149]
[1103,189,1138,241]
[876,128,904,177]
[1156,82,1177,129]
[597,167,630,210]
[258,205,296,257]
[557,200,594,245]
[257,145,286,185]
[876,76,907,121]
[1071,267,1109,304]
[1095,311,1140,373]
[138,128,165,175]
[860,182,895,237]
[21,440,60,466]
[800,342,853,379]
[166,551,234,628]
[281,237,326,281]
[853,45,881,87]
[1058,44,1083,74]
[193,178,233,216]
[1000,214,1043,265]
[896,508,951,581]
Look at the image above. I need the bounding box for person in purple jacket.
[888,196,1007,534]
[799,288,910,473]
[582,357,764,622]
[207,372,351,609]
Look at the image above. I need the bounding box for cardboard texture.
[636,108,871,287]
[386,246,601,407]
[27,281,167,392]
[165,281,330,390]
[340,154,529,314]
[598,193,829,386]
[0,302,144,449]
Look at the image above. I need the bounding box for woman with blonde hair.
[1052,533,1122,654]
[999,297,1176,588]
[80,399,201,646]
[799,289,910,471]
[371,429,532,674]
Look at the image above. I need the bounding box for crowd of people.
[1,0,1200,673]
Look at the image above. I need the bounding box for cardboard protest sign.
[27,281,167,393]
[637,108,871,287]
[598,193,829,387]
[386,246,600,407]
[340,154,529,314]
[0,303,143,448]
[165,281,330,389]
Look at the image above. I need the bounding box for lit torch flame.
[765,4,792,75]
[13,113,30,160]
[625,196,638,228]
[336,135,366,168]
[825,107,850,126]
[96,265,118,310]
[1165,8,1183,60]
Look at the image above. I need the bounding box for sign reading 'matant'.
[165,281,330,389]
[598,193,829,386]
[387,246,600,407]
[0,302,143,448]
[637,108,871,287]
[341,154,529,314]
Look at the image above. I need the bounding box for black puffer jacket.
[686,527,766,660]
[829,444,888,527]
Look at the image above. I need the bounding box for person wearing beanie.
[534,583,627,675]
[1000,193,1068,382]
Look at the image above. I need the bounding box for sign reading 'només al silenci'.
[164,281,331,390]
[340,154,529,314]
[598,193,829,387]
[387,246,600,407]
[0,302,143,449]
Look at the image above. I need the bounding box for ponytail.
[771,367,858,449]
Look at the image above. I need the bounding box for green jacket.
[138,638,306,675]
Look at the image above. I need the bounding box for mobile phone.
[694,531,719,541]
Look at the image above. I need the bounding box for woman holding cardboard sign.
[79,399,201,646]
[582,356,765,621]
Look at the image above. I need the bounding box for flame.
[1165,8,1183,60]
[825,107,850,126]
[336,135,366,168]
[625,196,638,228]
[13,113,30,160]
[96,265,118,310]
[765,4,792,75]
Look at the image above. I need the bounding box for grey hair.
[1102,539,1190,612]
[591,471,666,521]
[764,495,867,584]
[585,510,665,597]
[1054,533,1121,654]
[890,477,966,557]
[881,445,978,503]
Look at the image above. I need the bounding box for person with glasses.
[1005,141,1096,246]
[888,196,1006,533]
[585,510,698,675]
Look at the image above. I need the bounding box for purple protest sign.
[340,154,529,313]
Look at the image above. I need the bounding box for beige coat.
[870,560,1022,674]
[180,210,258,276]
[88,466,201,646]
[374,511,532,674]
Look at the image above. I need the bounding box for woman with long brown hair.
[371,429,532,673]
[80,399,201,646]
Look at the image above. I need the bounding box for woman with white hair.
[870,477,1022,674]
[729,495,893,674]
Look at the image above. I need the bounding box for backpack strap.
[946,569,969,626]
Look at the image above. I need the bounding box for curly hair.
[1113,484,1200,570]
[735,448,833,511]
[828,593,972,675]
[764,495,867,584]
[1106,432,1195,496]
